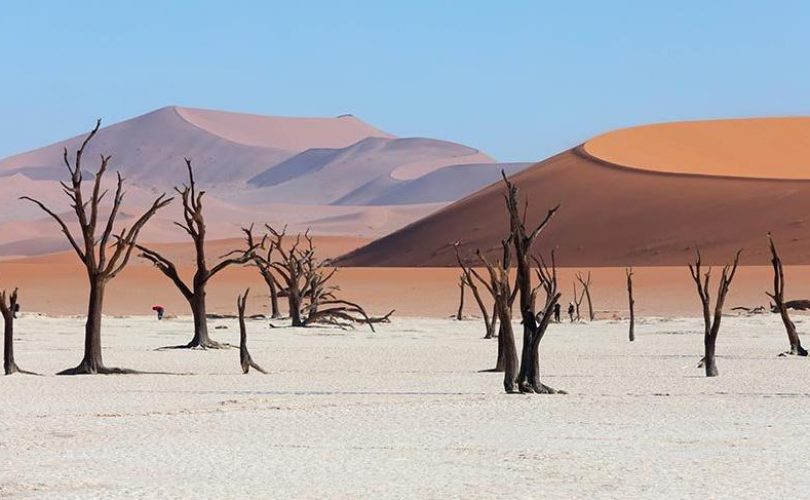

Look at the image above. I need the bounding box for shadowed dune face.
[246,136,495,205]
[337,117,810,268]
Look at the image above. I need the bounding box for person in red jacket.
[152,305,165,320]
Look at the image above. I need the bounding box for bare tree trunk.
[489,303,499,337]
[494,322,506,371]
[82,279,105,372]
[455,278,465,320]
[255,266,282,319]
[499,319,519,385]
[585,288,594,321]
[470,243,517,377]
[689,249,741,377]
[238,290,267,374]
[576,272,594,321]
[268,274,282,319]
[289,282,304,327]
[778,308,805,356]
[490,298,518,375]
[2,307,15,375]
[704,335,718,377]
[767,234,808,356]
[470,280,493,338]
[626,268,635,342]
[1,289,19,375]
[1,288,36,375]
[189,288,215,348]
[453,243,494,338]
[60,279,124,375]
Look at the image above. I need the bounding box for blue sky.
[1,1,809,161]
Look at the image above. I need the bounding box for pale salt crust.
[2,313,810,499]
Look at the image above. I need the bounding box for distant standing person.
[553,303,561,323]
[567,302,575,323]
[152,304,165,320]
[12,302,20,319]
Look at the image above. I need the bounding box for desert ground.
[3,312,810,499]
[4,109,810,499]
[2,240,810,318]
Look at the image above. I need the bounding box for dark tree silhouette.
[21,120,171,374]
[237,289,267,374]
[1,288,37,375]
[575,271,594,321]
[471,241,519,377]
[260,225,308,327]
[766,233,808,356]
[626,268,635,342]
[250,225,387,330]
[688,249,741,377]
[499,172,562,394]
[455,275,466,320]
[137,160,259,349]
[572,281,585,322]
[453,242,497,338]
[251,241,283,320]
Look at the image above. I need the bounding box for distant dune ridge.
[0,106,526,257]
[337,117,810,267]
[6,112,810,266]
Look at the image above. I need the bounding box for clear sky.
[2,1,809,162]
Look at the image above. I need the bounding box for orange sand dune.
[585,117,810,179]
[338,117,810,268]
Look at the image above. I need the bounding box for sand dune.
[248,136,495,205]
[338,118,810,267]
[0,106,293,185]
[586,117,810,179]
[0,106,528,257]
[350,162,531,206]
[176,107,393,149]
[0,106,503,197]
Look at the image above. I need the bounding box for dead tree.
[260,225,307,327]
[21,120,171,374]
[767,234,808,356]
[626,268,635,342]
[137,160,258,349]
[575,271,595,321]
[453,242,497,338]
[572,282,585,322]
[254,226,384,330]
[499,171,562,394]
[471,238,520,374]
[783,299,810,311]
[0,288,36,375]
[688,249,741,377]
[455,276,466,320]
[237,289,267,374]
[248,231,283,319]
[732,306,767,315]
